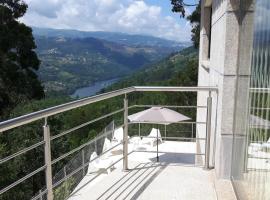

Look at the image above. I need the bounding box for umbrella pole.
[157,125,159,162]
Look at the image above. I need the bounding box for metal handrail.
[128,121,206,124]
[0,86,217,132]
[0,87,134,132]
[130,104,207,109]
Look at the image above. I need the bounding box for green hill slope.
[105,47,198,90]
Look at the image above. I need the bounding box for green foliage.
[187,1,201,48]
[105,47,198,90]
[0,0,44,118]
[171,0,187,17]
[54,178,76,200]
[171,0,201,48]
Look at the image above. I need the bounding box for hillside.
[35,36,178,95]
[104,47,198,91]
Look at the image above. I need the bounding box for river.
[70,78,119,98]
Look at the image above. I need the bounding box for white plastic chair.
[141,128,162,147]
[112,127,129,143]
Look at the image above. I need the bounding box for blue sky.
[21,0,199,42]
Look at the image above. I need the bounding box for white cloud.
[21,0,191,42]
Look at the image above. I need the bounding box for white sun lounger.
[141,128,162,147]
[250,137,270,152]
[262,137,270,149]
[87,151,114,174]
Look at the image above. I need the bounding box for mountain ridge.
[32,27,191,49]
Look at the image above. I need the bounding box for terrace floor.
[68,140,235,200]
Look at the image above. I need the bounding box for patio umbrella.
[128,107,191,161]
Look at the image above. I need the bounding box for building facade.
[197,0,269,199]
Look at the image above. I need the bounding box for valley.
[34,28,189,96]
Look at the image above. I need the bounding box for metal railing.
[0,86,218,200]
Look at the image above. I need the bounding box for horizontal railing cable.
[0,140,45,165]
[52,125,123,165]
[0,165,46,195]
[51,108,124,141]
[52,142,123,189]
[30,189,48,200]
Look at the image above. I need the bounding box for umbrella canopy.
[128,107,191,124]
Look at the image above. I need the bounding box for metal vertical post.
[43,118,53,200]
[138,123,141,137]
[112,120,115,138]
[192,123,194,138]
[95,137,97,153]
[123,94,128,171]
[39,190,42,200]
[63,166,67,178]
[156,126,159,162]
[205,92,212,170]
[164,124,167,140]
[82,149,85,175]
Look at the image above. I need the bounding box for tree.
[0,0,44,118]
[170,0,201,48]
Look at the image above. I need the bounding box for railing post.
[39,189,42,200]
[82,149,85,175]
[64,166,67,178]
[138,123,140,137]
[164,124,167,140]
[95,137,97,153]
[112,120,115,139]
[43,118,53,200]
[205,92,212,170]
[191,123,194,139]
[123,94,128,171]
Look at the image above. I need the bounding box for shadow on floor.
[143,151,196,165]
[96,162,168,200]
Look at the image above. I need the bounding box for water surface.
[71,78,119,98]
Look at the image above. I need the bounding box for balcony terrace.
[0,86,237,200]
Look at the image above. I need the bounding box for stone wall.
[197,0,254,179]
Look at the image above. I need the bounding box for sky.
[21,0,198,42]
